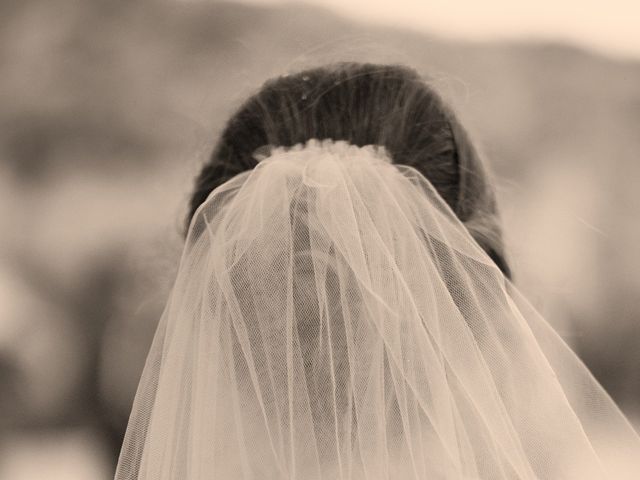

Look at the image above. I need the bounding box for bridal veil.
[115,140,640,479]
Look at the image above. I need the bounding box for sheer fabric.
[115,140,640,479]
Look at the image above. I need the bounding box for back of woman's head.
[189,62,510,277]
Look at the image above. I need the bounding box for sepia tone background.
[1,1,639,478]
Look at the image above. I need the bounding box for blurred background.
[1,0,639,478]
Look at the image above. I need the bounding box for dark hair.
[188,62,511,277]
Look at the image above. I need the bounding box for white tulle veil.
[115,139,640,479]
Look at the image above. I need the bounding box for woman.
[115,63,640,479]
